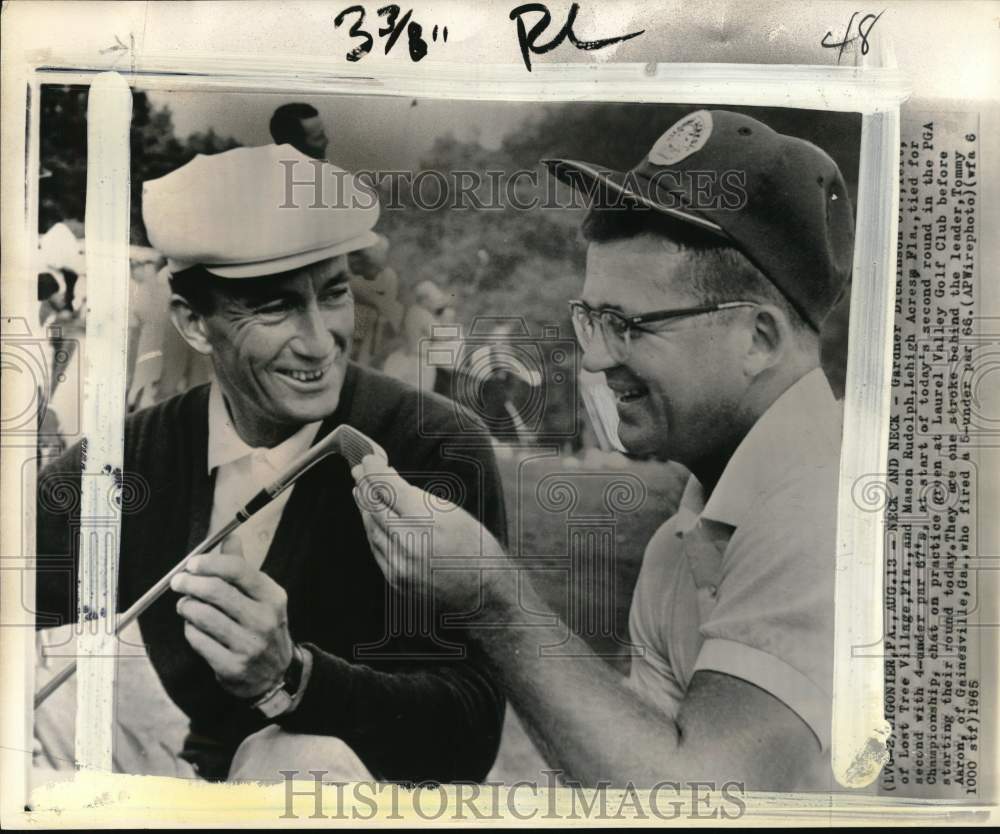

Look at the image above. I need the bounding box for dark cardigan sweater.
[36,363,508,783]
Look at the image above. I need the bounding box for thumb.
[356,458,425,520]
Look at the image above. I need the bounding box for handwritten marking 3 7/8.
[333,4,447,63]
[331,3,645,69]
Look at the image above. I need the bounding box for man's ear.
[743,304,785,377]
[169,294,214,356]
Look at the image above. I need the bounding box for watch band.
[283,646,305,693]
[252,646,306,718]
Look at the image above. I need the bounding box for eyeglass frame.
[567,299,759,360]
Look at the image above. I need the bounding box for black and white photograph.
[3,1,997,826]
[29,86,862,794]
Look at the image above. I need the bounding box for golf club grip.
[33,518,241,710]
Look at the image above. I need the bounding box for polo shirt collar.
[699,368,842,530]
[206,382,322,474]
[672,475,707,535]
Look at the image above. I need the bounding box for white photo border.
[6,55,922,822]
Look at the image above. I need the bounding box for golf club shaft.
[33,428,352,710]
[33,517,242,710]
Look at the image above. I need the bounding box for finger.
[360,506,391,556]
[356,463,427,519]
[362,516,394,582]
[362,512,411,589]
[358,503,411,575]
[183,621,240,678]
[172,570,286,632]
[170,573,257,626]
[179,553,271,601]
[354,486,392,531]
[357,503,397,570]
[352,454,382,486]
[176,596,259,653]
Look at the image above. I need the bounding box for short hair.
[269,102,320,147]
[581,207,814,336]
[168,264,225,315]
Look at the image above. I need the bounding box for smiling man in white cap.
[355,110,854,792]
[34,144,507,783]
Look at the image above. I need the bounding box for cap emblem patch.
[648,110,713,166]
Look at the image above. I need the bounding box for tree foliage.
[377,102,859,324]
[39,86,241,244]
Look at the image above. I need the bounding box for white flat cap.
[143,144,379,278]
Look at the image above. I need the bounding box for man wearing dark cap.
[357,110,853,791]
[34,144,506,783]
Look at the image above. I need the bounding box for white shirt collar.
[206,382,322,474]
[678,368,843,530]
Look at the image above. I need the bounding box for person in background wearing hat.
[34,144,507,783]
[347,234,404,368]
[355,110,853,791]
[270,102,329,161]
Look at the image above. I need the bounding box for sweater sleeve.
[276,432,508,784]
[280,643,505,784]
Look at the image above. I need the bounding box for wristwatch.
[251,645,307,719]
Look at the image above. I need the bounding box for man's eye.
[254,301,291,317]
[320,286,351,304]
[602,315,629,339]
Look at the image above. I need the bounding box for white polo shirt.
[206,383,321,568]
[626,368,843,755]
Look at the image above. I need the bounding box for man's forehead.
[583,237,695,309]
[218,255,348,300]
[301,115,326,133]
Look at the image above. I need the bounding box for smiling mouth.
[611,385,647,404]
[276,363,332,384]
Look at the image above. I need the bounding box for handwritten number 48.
[334,5,446,62]
[821,10,885,63]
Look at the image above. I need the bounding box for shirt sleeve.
[625,520,687,719]
[693,476,837,750]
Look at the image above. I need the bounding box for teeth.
[284,368,324,382]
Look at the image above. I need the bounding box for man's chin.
[618,422,669,461]
[282,394,341,424]
[266,384,342,426]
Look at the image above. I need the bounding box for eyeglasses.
[568,299,758,363]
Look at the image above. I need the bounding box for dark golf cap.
[544,110,855,330]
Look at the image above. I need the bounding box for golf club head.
[328,424,387,468]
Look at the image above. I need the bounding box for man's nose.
[292,305,338,357]
[580,332,618,374]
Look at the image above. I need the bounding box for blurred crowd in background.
[34,89,858,467]
[34,217,548,467]
[34,95,556,467]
